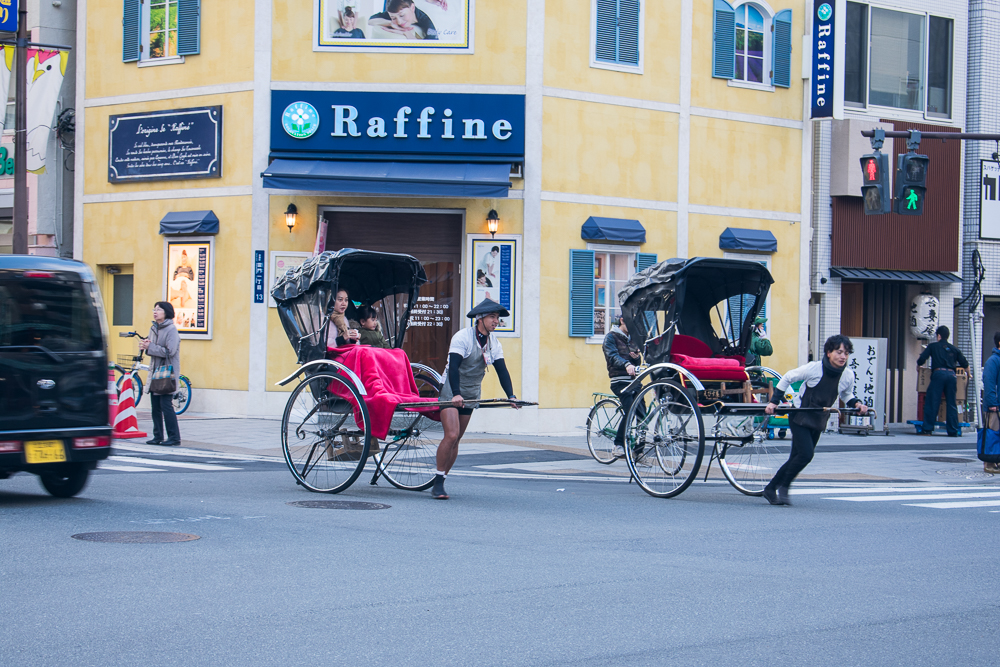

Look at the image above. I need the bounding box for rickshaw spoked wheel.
[623,380,705,498]
[587,398,624,464]
[719,426,787,497]
[375,371,443,491]
[281,371,372,494]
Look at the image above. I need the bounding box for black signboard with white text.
[108,106,223,183]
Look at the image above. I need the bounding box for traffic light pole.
[862,130,1000,142]
[11,2,26,255]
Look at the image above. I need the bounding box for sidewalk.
[126,410,1000,485]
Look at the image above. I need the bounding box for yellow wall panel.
[271,0,527,86]
[85,0,253,100]
[542,97,678,202]
[84,92,254,195]
[688,116,801,213]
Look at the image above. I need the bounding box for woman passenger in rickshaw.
[326,288,361,347]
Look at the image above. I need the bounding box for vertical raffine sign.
[0,45,68,172]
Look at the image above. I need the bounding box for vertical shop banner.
[0,45,69,172]
[846,337,886,432]
[315,0,472,52]
[467,235,520,336]
[0,0,18,33]
[253,250,266,303]
[810,0,845,120]
[980,161,1000,240]
[269,251,313,307]
[166,241,213,338]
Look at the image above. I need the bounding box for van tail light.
[73,436,110,449]
[0,441,22,453]
[23,271,55,278]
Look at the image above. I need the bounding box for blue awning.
[719,228,777,253]
[158,210,219,235]
[831,267,962,283]
[581,216,646,243]
[261,159,512,198]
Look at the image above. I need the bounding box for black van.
[0,256,112,497]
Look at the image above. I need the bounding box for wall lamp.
[284,203,297,233]
[486,209,500,238]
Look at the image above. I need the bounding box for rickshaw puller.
[602,313,646,456]
[433,299,518,500]
[762,334,868,506]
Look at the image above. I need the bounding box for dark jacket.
[603,327,640,379]
[917,339,969,371]
[985,348,1000,410]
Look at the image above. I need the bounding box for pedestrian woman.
[140,301,182,446]
[762,334,868,505]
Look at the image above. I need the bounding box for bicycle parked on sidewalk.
[114,331,193,415]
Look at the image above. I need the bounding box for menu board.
[408,295,451,329]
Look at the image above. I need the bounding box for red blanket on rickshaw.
[326,345,441,439]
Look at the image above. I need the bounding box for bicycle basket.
[117,354,142,370]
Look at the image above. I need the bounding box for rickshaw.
[270,249,445,494]
[613,257,858,498]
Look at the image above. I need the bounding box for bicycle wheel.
[623,380,705,498]
[115,373,143,409]
[281,371,371,494]
[719,425,787,496]
[377,371,442,491]
[586,398,622,464]
[172,376,192,415]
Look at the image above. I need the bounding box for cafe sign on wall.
[109,106,223,183]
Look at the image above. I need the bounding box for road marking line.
[904,500,1000,509]
[791,485,993,495]
[109,455,240,471]
[99,464,167,472]
[829,491,1000,502]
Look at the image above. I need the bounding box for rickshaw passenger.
[432,299,519,500]
[356,305,391,348]
[603,313,646,455]
[327,288,361,347]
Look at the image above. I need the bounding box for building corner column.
[675,0,692,258]
[72,0,86,260]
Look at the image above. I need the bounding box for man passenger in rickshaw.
[432,298,519,500]
[327,288,361,347]
[602,313,646,456]
[762,334,868,506]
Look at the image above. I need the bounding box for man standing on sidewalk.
[918,326,969,437]
[981,331,1000,473]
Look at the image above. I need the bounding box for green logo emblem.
[817,3,832,21]
[282,102,319,139]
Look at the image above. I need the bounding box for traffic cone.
[113,374,148,439]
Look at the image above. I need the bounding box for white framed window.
[587,244,638,343]
[141,0,184,65]
[722,252,771,339]
[590,0,644,74]
[732,3,770,87]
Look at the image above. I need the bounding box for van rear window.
[0,278,104,352]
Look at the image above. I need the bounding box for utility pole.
[12,1,26,255]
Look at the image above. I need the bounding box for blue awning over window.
[581,216,646,244]
[158,210,219,235]
[831,267,962,283]
[719,228,777,253]
[261,159,512,198]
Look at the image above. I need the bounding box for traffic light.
[895,152,929,216]
[860,151,891,215]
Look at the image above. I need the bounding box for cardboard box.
[917,367,968,394]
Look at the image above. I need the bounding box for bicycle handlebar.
[118,331,147,340]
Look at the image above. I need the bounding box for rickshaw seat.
[670,335,748,382]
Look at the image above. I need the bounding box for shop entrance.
[323,209,463,374]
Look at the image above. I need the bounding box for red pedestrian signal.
[860,152,891,215]
[864,157,879,183]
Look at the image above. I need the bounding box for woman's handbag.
[977,411,1000,463]
[149,365,177,395]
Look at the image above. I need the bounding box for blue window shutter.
[773,9,792,88]
[177,0,201,56]
[636,253,657,272]
[569,250,595,337]
[595,0,617,62]
[123,0,140,63]
[712,0,735,79]
[618,0,640,66]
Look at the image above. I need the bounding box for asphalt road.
[2,442,998,667]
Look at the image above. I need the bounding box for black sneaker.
[146,438,162,445]
[777,487,792,506]
[431,474,449,500]
[762,487,783,505]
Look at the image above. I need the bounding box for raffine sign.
[270,91,526,160]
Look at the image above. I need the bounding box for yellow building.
[76,0,810,433]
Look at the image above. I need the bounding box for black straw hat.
[466,298,509,319]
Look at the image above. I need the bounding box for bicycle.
[114,331,193,415]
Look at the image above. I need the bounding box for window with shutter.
[569,249,596,337]
[177,0,201,56]
[133,0,198,65]
[772,9,792,88]
[591,0,643,72]
[712,0,736,79]
[722,253,770,340]
[123,0,141,63]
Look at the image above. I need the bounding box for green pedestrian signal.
[895,152,929,216]
[905,189,919,209]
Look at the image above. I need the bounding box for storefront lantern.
[486,209,500,238]
[910,293,939,340]
[285,204,297,233]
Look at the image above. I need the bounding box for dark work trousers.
[612,382,647,448]
[766,421,822,491]
[150,393,181,442]
[922,369,960,436]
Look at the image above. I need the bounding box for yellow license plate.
[25,440,67,464]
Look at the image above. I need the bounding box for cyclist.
[603,312,645,456]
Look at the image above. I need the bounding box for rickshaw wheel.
[376,371,443,491]
[587,398,624,464]
[719,429,787,496]
[281,372,371,494]
[623,380,705,498]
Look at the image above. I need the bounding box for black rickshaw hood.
[271,248,427,305]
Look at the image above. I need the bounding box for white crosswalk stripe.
[794,484,1000,510]
[99,455,242,474]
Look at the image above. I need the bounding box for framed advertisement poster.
[164,239,214,339]
[269,251,313,307]
[314,0,473,53]
[466,235,520,337]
